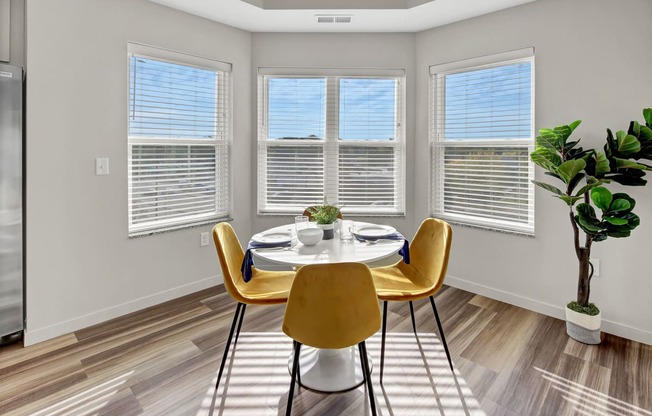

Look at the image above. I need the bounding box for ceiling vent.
[316,15,352,23]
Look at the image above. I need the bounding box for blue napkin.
[353,232,410,265]
[241,240,292,282]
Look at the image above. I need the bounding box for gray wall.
[250,33,418,239]
[1,0,24,66]
[24,0,252,344]
[21,0,652,345]
[415,0,652,343]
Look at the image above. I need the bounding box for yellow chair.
[212,222,296,395]
[282,263,380,416]
[370,218,453,383]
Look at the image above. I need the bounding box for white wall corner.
[445,275,652,346]
[24,275,223,346]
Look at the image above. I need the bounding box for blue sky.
[267,77,397,141]
[444,62,532,140]
[129,56,218,139]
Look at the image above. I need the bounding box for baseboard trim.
[24,275,222,346]
[446,275,652,346]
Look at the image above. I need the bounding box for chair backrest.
[302,206,343,221]
[212,222,247,303]
[397,218,452,293]
[282,263,380,349]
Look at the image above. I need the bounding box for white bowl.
[297,228,323,246]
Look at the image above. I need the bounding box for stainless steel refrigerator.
[0,62,24,342]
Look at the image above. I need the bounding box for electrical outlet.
[592,259,600,277]
[200,232,210,247]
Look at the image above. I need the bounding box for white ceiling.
[150,0,537,33]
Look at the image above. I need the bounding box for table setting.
[241,219,410,282]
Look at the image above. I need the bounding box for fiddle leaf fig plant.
[530,109,652,315]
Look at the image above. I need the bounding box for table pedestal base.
[287,346,372,393]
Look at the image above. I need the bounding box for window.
[430,48,535,234]
[128,44,231,236]
[257,69,405,215]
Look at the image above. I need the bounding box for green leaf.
[603,216,628,226]
[639,125,652,141]
[614,158,647,170]
[644,108,652,126]
[575,203,601,233]
[568,172,586,194]
[536,132,561,151]
[629,121,641,138]
[531,148,562,171]
[611,193,636,211]
[569,120,582,132]
[574,178,602,197]
[590,186,612,211]
[556,159,586,184]
[558,195,583,206]
[532,180,564,195]
[593,233,608,242]
[594,152,610,176]
[609,198,631,212]
[607,229,631,238]
[616,130,641,155]
[554,125,572,141]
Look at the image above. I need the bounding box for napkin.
[353,232,410,265]
[241,240,292,282]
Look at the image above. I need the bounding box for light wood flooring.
[0,285,650,416]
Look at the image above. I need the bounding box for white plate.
[354,225,396,238]
[251,230,293,245]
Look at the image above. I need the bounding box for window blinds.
[258,73,405,215]
[431,53,534,234]
[128,52,231,235]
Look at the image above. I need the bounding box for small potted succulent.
[307,204,341,240]
[530,108,651,344]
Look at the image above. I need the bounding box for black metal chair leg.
[429,296,454,373]
[408,301,418,335]
[379,300,388,384]
[359,341,377,416]
[293,340,302,386]
[215,302,243,392]
[233,304,247,347]
[286,341,302,416]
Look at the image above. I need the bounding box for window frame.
[257,68,406,216]
[429,48,535,235]
[127,43,233,237]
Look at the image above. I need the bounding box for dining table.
[249,221,406,393]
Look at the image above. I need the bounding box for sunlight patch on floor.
[535,366,652,416]
[30,370,134,416]
[196,332,485,416]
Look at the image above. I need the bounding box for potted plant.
[530,108,652,344]
[307,204,341,240]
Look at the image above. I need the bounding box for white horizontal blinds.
[431,55,534,233]
[338,78,404,213]
[128,53,231,234]
[258,77,326,212]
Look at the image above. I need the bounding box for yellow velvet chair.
[211,222,296,395]
[370,218,453,383]
[282,263,380,416]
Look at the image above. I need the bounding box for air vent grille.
[316,15,352,24]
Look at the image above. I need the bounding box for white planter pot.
[565,305,601,344]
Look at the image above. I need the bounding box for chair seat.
[235,269,294,304]
[370,265,435,302]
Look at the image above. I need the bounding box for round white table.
[252,222,403,393]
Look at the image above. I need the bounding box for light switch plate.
[200,232,210,247]
[96,157,109,175]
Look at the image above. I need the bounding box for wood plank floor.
[1,285,650,415]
